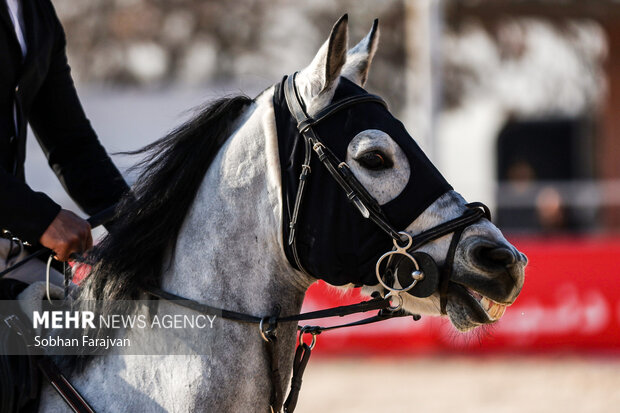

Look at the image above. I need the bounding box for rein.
[144,286,393,325]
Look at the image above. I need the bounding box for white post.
[404,0,443,160]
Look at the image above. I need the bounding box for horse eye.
[356,151,393,170]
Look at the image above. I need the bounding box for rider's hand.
[39,209,93,261]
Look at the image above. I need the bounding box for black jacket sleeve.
[22,7,128,241]
[0,168,61,243]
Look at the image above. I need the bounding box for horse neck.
[156,89,313,409]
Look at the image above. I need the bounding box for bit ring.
[375,232,423,293]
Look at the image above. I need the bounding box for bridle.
[281,72,491,314]
[1,74,491,413]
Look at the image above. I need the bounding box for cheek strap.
[439,226,466,315]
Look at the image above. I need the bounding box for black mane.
[80,95,253,302]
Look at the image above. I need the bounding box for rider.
[0,0,129,287]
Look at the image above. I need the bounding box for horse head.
[275,15,527,332]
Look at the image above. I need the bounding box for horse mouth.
[464,287,507,321]
[445,283,513,331]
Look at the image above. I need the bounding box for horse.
[37,15,527,412]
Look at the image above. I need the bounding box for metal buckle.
[312,142,325,156]
[385,292,404,312]
[298,326,318,350]
[259,317,277,342]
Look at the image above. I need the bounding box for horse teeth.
[468,289,507,320]
[479,296,506,320]
[487,299,506,319]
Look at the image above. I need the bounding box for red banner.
[302,237,620,355]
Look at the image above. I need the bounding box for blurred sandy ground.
[295,356,620,413]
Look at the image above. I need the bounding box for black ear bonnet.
[274,77,452,286]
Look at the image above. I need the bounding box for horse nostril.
[474,245,517,268]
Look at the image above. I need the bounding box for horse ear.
[297,14,349,112]
[342,19,379,87]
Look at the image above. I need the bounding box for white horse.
[38,15,526,412]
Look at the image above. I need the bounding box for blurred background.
[25,0,620,411]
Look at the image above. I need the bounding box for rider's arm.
[0,167,61,244]
[28,2,129,223]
